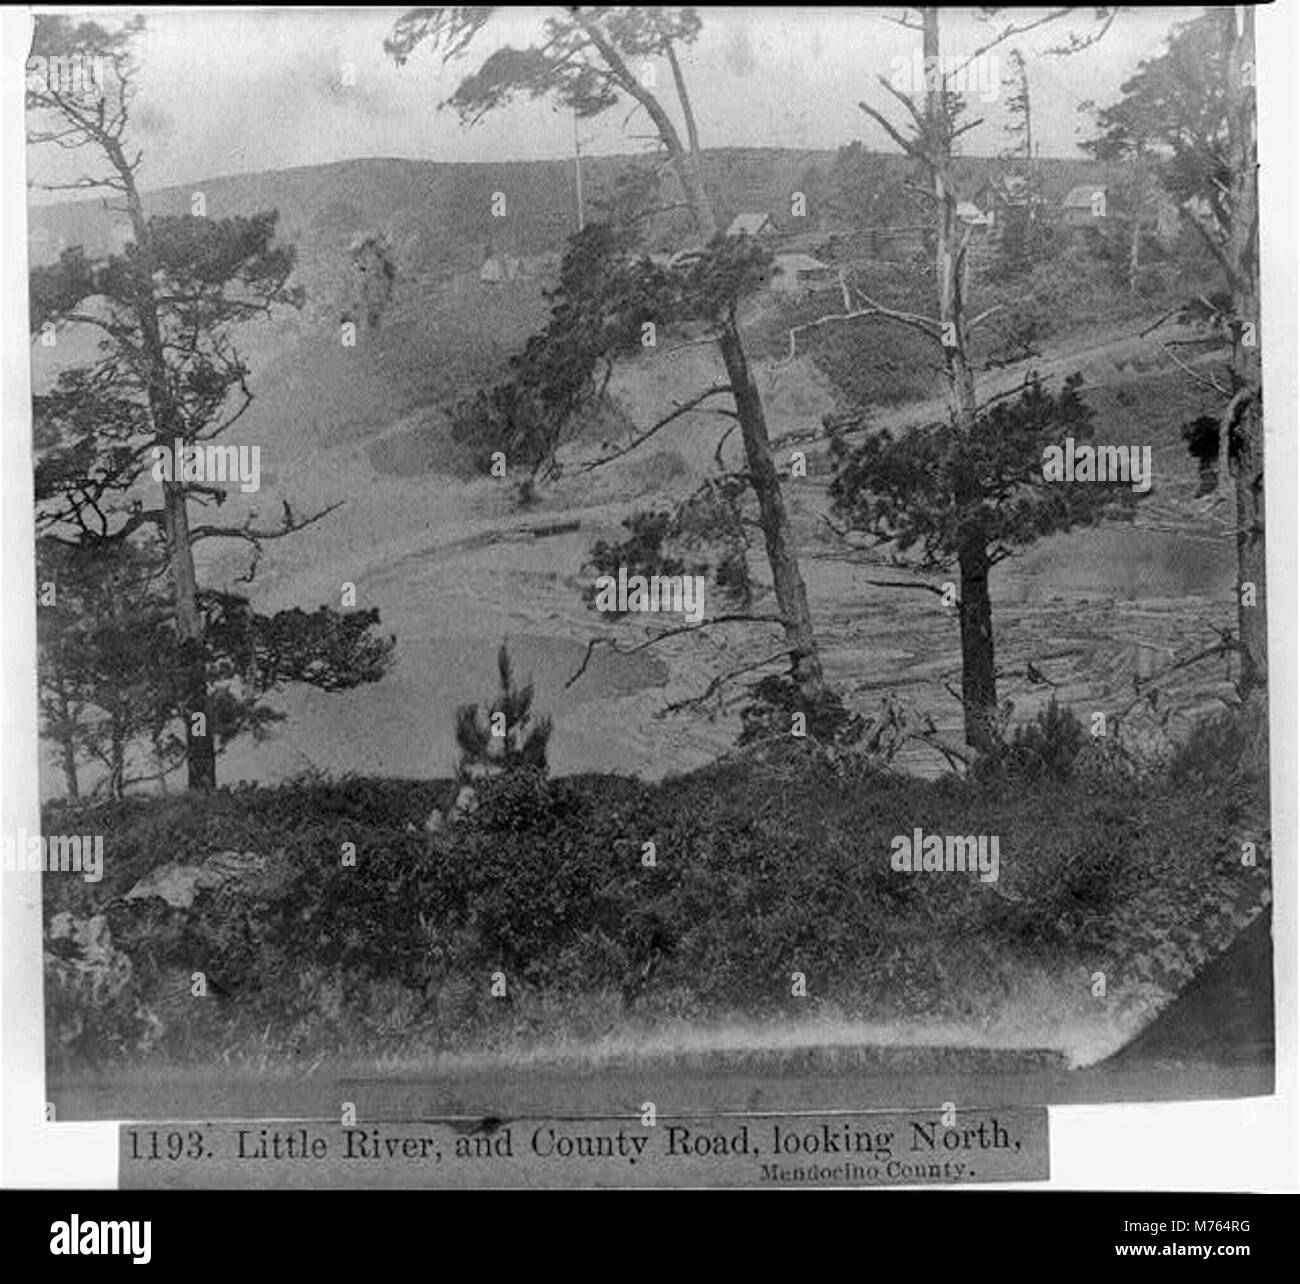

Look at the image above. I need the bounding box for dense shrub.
[1004,697,1087,783]
[737,675,860,746]
[1167,707,1259,788]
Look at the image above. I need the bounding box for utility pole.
[573,108,585,232]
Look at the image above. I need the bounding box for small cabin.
[479,255,525,285]
[727,211,779,238]
[956,200,994,229]
[770,252,836,294]
[1062,184,1109,227]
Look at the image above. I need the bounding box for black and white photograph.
[1,3,1296,1205]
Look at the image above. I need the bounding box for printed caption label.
[120,1108,1048,1187]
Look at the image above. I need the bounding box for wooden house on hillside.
[1061,182,1174,233]
[726,211,779,238]
[956,200,994,229]
[1062,183,1110,228]
[769,252,836,294]
[480,254,524,284]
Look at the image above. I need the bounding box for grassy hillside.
[28,148,1115,267]
[26,148,1133,479]
[43,708,1269,1075]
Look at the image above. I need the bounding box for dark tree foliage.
[386,7,703,122]
[201,595,395,696]
[989,207,1059,283]
[1084,15,1231,216]
[451,219,770,479]
[831,376,1141,750]
[451,223,656,475]
[831,376,1135,565]
[36,536,177,799]
[36,537,396,799]
[827,141,920,230]
[581,468,756,620]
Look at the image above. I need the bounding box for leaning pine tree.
[388,5,827,707]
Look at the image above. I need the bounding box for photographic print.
[20,6,1275,1137]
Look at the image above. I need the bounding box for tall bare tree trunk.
[1224,8,1266,704]
[925,9,978,432]
[718,312,826,697]
[662,40,826,701]
[921,6,997,749]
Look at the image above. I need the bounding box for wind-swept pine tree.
[28,15,394,790]
[388,5,827,704]
[455,644,552,781]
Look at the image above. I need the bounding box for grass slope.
[42,720,1269,1079]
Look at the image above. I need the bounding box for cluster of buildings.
[958,174,1186,238]
[475,174,1194,297]
[712,176,1192,295]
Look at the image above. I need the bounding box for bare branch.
[661,650,791,715]
[863,579,951,598]
[787,279,942,359]
[1159,341,1230,397]
[1118,640,1239,720]
[858,100,918,156]
[875,73,927,134]
[967,304,1004,330]
[577,383,733,472]
[713,422,737,470]
[879,10,925,33]
[949,7,1074,81]
[189,500,343,547]
[565,613,785,688]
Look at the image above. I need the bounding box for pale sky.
[25,6,1198,197]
